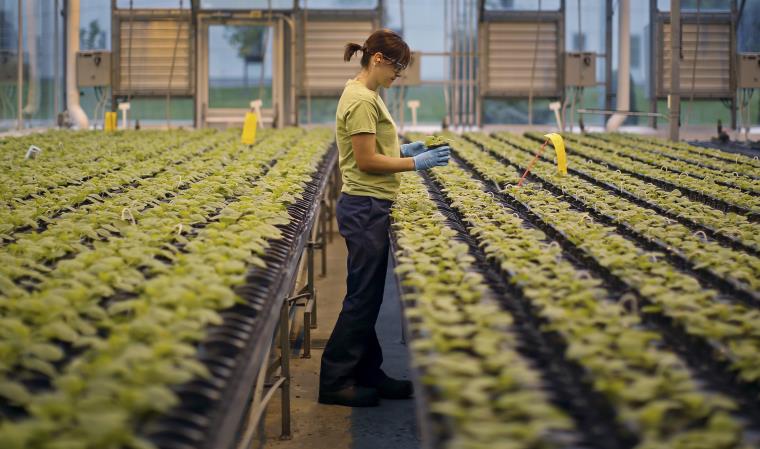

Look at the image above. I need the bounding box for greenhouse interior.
[1,0,760,448]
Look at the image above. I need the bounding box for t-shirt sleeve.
[344,99,378,135]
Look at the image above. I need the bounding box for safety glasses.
[376,53,406,74]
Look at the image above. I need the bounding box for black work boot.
[359,374,414,400]
[318,385,380,407]
[375,376,413,399]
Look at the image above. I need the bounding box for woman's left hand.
[400,141,426,158]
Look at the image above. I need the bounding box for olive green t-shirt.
[335,79,400,201]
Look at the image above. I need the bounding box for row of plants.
[0,128,335,449]
[408,138,745,449]
[0,130,238,241]
[589,134,760,179]
[521,132,760,216]
[444,133,760,389]
[605,133,760,170]
[0,129,281,297]
[1,130,206,205]
[492,133,760,254]
[464,133,760,298]
[562,134,759,194]
[391,171,576,449]
[0,128,302,387]
[0,130,113,175]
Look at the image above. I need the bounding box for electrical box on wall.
[0,50,19,82]
[564,52,596,87]
[77,51,111,87]
[396,51,421,86]
[738,53,760,88]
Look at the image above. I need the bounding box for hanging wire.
[165,0,184,128]
[527,0,543,125]
[684,0,702,126]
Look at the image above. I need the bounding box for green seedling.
[424,135,450,149]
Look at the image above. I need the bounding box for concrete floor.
[258,217,420,449]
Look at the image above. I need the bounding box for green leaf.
[0,380,31,405]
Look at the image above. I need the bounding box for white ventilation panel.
[482,21,560,96]
[302,20,375,95]
[659,22,732,97]
[115,18,193,95]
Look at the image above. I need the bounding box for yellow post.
[241,112,258,145]
[105,112,117,132]
[543,133,568,175]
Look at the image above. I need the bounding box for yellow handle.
[543,133,567,175]
[105,112,117,132]
[241,112,258,145]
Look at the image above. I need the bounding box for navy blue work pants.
[319,192,393,392]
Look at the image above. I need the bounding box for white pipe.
[66,0,89,129]
[606,0,630,131]
[23,0,39,116]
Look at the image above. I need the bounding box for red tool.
[516,139,549,188]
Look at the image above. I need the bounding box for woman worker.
[319,29,451,408]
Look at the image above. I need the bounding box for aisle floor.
[259,217,420,449]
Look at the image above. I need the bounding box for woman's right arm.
[352,133,415,174]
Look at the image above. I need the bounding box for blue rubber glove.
[413,146,450,171]
[400,141,426,158]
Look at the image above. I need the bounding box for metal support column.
[54,0,60,121]
[649,0,658,128]
[17,0,23,130]
[669,0,681,141]
[278,301,292,440]
[730,0,737,130]
[319,199,328,278]
[306,237,319,331]
[605,0,613,114]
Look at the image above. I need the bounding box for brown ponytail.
[343,29,411,69]
[343,42,364,63]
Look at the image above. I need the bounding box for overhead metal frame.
[296,10,379,97]
[194,10,294,128]
[654,11,736,99]
[478,3,566,100]
[295,3,383,124]
[111,5,196,98]
[476,1,566,127]
[110,1,303,127]
[653,1,738,129]
[442,0,479,130]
